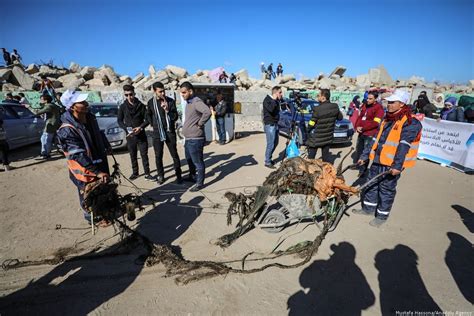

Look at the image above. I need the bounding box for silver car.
[0,102,45,150]
[89,103,127,149]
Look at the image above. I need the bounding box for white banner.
[418,118,474,172]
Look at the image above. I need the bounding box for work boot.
[352,208,373,216]
[369,218,386,228]
[129,173,138,180]
[156,175,165,185]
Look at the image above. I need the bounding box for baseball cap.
[384,89,410,104]
[60,89,88,109]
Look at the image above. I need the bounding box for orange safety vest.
[369,115,421,168]
[59,123,97,183]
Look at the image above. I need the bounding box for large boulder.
[277,74,295,84]
[2,83,18,92]
[329,66,346,79]
[84,78,105,87]
[0,68,12,81]
[25,64,39,75]
[165,65,187,79]
[57,73,81,84]
[369,65,393,85]
[100,66,120,84]
[154,70,169,83]
[469,80,474,88]
[11,66,35,89]
[64,78,85,90]
[148,65,156,77]
[80,66,96,80]
[356,74,371,88]
[132,72,145,83]
[38,65,68,78]
[69,62,81,73]
[235,69,249,81]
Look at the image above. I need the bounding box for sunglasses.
[124,93,134,97]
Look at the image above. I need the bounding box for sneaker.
[369,218,386,228]
[129,173,139,180]
[189,184,203,192]
[156,175,165,184]
[4,164,12,171]
[176,176,184,184]
[265,163,276,169]
[144,174,155,181]
[352,208,373,216]
[35,155,49,161]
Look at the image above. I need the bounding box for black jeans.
[127,131,150,175]
[307,145,330,162]
[0,141,9,165]
[152,133,182,179]
[184,138,205,186]
[355,134,372,174]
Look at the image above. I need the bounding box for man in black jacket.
[263,86,283,168]
[147,82,182,184]
[118,85,152,180]
[306,89,342,162]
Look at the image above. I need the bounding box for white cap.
[384,89,410,104]
[60,89,88,109]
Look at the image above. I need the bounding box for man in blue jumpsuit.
[353,90,422,227]
[57,90,111,225]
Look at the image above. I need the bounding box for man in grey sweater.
[180,82,211,192]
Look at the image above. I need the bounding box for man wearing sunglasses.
[118,85,152,181]
[57,90,111,225]
[353,89,422,227]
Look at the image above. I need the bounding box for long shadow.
[451,204,474,233]
[205,154,257,187]
[287,242,375,315]
[375,245,441,315]
[0,177,202,315]
[445,232,473,304]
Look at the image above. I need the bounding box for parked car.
[278,98,354,145]
[0,102,45,150]
[89,103,127,149]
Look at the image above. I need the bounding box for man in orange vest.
[352,90,422,227]
[57,90,111,226]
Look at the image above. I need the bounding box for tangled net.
[215,156,359,248]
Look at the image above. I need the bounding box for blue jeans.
[185,138,205,186]
[264,124,279,165]
[216,117,226,143]
[41,132,54,156]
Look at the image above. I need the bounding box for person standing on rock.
[118,85,153,181]
[57,90,111,225]
[1,48,11,66]
[180,81,211,192]
[353,89,422,228]
[276,63,283,77]
[10,49,22,65]
[263,86,283,168]
[25,94,61,159]
[146,82,182,185]
[267,63,275,80]
[306,89,342,162]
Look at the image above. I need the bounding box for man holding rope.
[57,90,112,226]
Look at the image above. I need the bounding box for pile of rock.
[0,62,472,95]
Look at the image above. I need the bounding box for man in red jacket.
[354,91,384,176]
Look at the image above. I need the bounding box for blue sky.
[1,0,473,83]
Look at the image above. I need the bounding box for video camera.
[288,89,309,109]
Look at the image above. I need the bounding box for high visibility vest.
[369,115,421,168]
[59,123,97,183]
